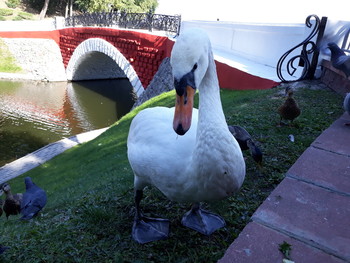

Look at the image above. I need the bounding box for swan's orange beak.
[173,85,195,135]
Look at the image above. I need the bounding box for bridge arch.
[66,38,144,97]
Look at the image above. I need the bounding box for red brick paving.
[218,222,345,263]
[219,113,350,263]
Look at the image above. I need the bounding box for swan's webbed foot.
[132,214,169,244]
[132,189,169,244]
[181,203,225,235]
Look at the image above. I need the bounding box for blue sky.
[156,0,350,24]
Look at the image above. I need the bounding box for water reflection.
[0,79,136,165]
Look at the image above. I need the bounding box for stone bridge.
[59,27,174,97]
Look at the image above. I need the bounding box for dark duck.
[278,87,301,126]
[228,125,263,169]
[20,177,47,220]
[2,183,22,220]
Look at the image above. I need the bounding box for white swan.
[127,28,246,244]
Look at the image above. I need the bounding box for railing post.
[177,15,181,36]
[147,11,153,32]
[276,14,324,82]
[305,16,328,79]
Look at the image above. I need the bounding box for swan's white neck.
[180,50,241,202]
[197,51,227,132]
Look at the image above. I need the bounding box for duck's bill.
[173,85,195,135]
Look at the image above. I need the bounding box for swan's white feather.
[128,106,198,200]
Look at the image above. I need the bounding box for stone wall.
[133,57,174,108]
[1,38,66,82]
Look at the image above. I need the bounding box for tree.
[74,0,158,13]
[39,0,50,19]
[65,0,73,17]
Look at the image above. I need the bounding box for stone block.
[287,146,350,195]
[218,222,344,263]
[311,114,350,155]
[252,177,350,261]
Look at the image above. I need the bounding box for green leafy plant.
[6,0,21,9]
[18,11,33,19]
[13,11,33,20]
[279,241,292,260]
[0,8,14,16]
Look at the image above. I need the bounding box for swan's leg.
[277,117,283,127]
[132,190,170,244]
[181,203,225,235]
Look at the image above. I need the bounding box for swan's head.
[171,28,211,135]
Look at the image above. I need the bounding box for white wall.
[181,20,310,68]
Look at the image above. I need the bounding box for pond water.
[0,79,136,166]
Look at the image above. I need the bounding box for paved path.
[219,112,350,263]
[0,127,108,185]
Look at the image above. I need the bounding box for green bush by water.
[0,38,22,73]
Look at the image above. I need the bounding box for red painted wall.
[0,30,61,44]
[0,28,278,90]
[216,61,279,90]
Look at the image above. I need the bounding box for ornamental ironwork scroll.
[64,12,181,36]
[276,15,324,82]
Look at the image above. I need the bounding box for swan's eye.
[192,63,198,71]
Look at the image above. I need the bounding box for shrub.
[0,8,14,16]
[12,15,23,20]
[6,0,21,9]
[17,11,34,19]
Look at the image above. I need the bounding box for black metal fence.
[64,12,181,35]
[276,15,327,82]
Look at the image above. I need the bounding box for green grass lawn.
[0,38,22,73]
[0,6,34,21]
[0,85,343,262]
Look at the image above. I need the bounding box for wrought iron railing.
[276,15,327,82]
[64,11,181,35]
